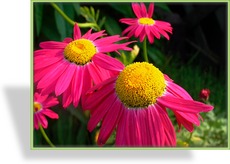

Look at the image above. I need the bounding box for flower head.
[34,24,133,108]
[82,59,214,146]
[34,92,59,130]
[199,88,210,101]
[120,3,173,43]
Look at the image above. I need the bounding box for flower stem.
[50,3,100,31]
[39,124,55,147]
[143,37,149,62]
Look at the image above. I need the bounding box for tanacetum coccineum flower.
[34,23,133,108]
[34,92,59,130]
[82,59,214,146]
[120,3,173,43]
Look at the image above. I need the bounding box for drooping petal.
[166,81,193,100]
[34,55,63,70]
[157,95,214,113]
[87,92,117,133]
[97,98,124,146]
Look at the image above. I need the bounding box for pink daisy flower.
[34,92,59,130]
[34,23,133,108]
[120,3,173,43]
[82,59,214,146]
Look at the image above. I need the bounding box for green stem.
[39,124,55,147]
[50,3,100,31]
[143,37,148,62]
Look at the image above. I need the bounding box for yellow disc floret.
[34,102,43,112]
[64,39,97,65]
[139,17,155,25]
[115,62,166,108]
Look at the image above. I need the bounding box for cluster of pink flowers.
[34,3,213,147]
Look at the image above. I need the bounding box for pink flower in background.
[34,23,133,108]
[82,59,214,146]
[120,3,173,43]
[199,89,210,101]
[34,92,59,130]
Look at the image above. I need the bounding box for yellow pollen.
[64,39,97,65]
[34,102,42,112]
[115,62,166,108]
[139,17,155,25]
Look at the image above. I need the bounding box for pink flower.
[34,92,59,130]
[82,59,214,146]
[34,24,133,108]
[120,3,173,43]
[199,89,210,101]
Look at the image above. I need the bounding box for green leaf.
[155,3,172,13]
[73,3,81,16]
[54,3,66,40]
[34,3,43,37]
[104,15,122,35]
[90,6,95,17]
[109,4,133,17]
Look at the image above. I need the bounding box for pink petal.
[83,77,116,110]
[34,49,61,57]
[166,81,193,100]
[136,109,149,145]
[119,18,137,25]
[87,62,103,85]
[81,66,92,97]
[88,30,106,41]
[43,96,59,108]
[156,104,176,146]
[94,35,125,46]
[150,26,161,39]
[71,66,83,107]
[97,98,123,145]
[62,37,73,43]
[145,26,154,43]
[42,109,59,119]
[157,95,214,113]
[115,108,127,146]
[37,61,69,90]
[132,3,142,18]
[164,74,173,82]
[38,113,48,129]
[87,92,117,132]
[82,28,92,39]
[34,55,63,71]
[92,53,125,72]
[73,23,81,40]
[55,63,76,96]
[34,115,39,130]
[140,3,147,17]
[39,41,67,49]
[62,84,73,108]
[135,25,144,38]
[174,112,194,132]
[148,3,154,17]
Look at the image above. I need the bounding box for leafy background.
[33,2,228,148]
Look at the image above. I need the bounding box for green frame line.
[30,0,230,150]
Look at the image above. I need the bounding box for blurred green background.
[33,2,228,148]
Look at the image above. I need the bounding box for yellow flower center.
[115,62,166,108]
[139,17,155,25]
[64,39,97,65]
[34,102,43,112]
